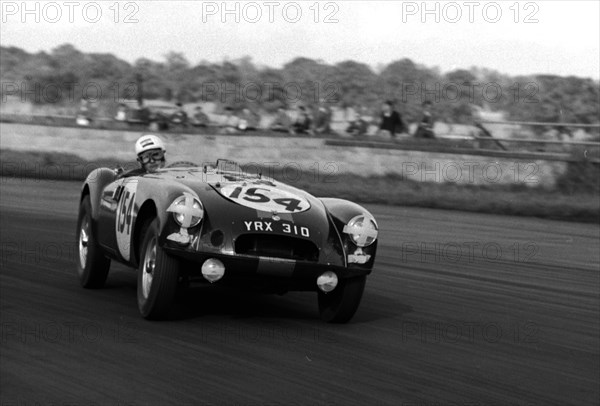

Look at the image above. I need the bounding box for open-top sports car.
[76,159,378,322]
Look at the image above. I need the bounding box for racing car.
[75,159,378,322]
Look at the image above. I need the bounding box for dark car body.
[76,160,378,322]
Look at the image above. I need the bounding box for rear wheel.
[76,195,110,288]
[318,276,366,323]
[137,218,180,319]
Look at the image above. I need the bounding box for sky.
[1,0,599,79]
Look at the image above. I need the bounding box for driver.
[118,134,166,178]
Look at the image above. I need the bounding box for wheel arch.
[81,168,117,220]
[80,184,90,201]
[132,199,158,267]
[320,198,376,225]
[320,198,378,270]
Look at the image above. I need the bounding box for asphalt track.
[1,178,598,406]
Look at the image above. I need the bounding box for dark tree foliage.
[332,60,378,108]
[1,44,598,127]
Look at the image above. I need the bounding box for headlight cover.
[167,193,204,228]
[343,214,378,247]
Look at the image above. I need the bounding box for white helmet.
[135,134,165,156]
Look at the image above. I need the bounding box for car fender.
[320,198,376,225]
[320,198,378,268]
[81,168,117,220]
[128,179,201,262]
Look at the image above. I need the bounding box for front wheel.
[137,218,180,319]
[318,275,366,323]
[76,195,110,288]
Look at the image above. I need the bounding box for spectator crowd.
[78,96,439,139]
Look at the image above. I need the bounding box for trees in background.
[1,44,598,127]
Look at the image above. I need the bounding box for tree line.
[1,44,598,125]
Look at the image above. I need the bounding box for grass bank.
[1,149,598,223]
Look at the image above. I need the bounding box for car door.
[97,177,138,263]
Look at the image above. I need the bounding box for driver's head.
[135,134,166,173]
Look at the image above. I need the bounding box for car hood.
[152,168,337,256]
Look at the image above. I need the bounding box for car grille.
[235,234,319,262]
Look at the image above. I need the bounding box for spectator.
[115,103,128,121]
[238,108,260,131]
[292,106,313,135]
[130,102,150,124]
[170,102,188,127]
[346,105,370,137]
[378,100,404,138]
[220,106,240,134]
[269,107,293,134]
[414,101,435,138]
[149,109,169,131]
[191,105,210,127]
[76,97,92,126]
[314,104,332,135]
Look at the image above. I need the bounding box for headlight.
[343,214,378,247]
[167,193,204,228]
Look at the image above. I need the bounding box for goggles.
[138,150,165,164]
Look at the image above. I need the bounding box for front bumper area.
[163,244,372,292]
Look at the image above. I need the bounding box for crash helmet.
[135,134,166,156]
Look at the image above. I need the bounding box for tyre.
[318,275,366,323]
[76,195,110,288]
[137,218,180,319]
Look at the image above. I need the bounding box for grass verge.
[1,149,598,223]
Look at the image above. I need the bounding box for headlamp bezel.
[343,214,378,248]
[168,194,204,228]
